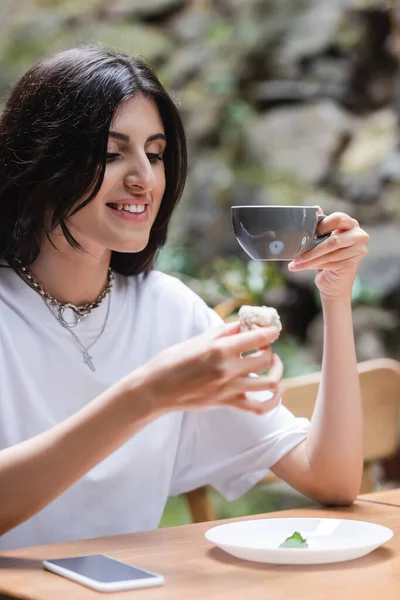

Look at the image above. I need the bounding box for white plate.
[205,518,393,565]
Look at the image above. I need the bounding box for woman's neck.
[28,236,112,306]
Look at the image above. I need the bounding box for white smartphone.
[43,554,165,593]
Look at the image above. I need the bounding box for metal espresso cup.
[231,205,331,261]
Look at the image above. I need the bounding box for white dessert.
[238,305,282,334]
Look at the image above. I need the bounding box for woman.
[0,46,369,550]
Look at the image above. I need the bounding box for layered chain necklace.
[15,260,114,372]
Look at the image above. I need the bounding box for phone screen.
[45,555,159,584]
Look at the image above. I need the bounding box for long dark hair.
[0,46,187,275]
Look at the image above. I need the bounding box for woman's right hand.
[135,321,283,417]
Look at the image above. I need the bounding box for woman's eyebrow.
[108,131,166,143]
[109,131,130,142]
[147,133,166,143]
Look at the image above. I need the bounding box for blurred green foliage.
[161,483,317,528]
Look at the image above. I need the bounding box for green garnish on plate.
[279,531,308,548]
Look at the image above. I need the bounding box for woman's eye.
[147,153,163,163]
[106,153,120,162]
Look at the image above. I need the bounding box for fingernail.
[288,262,295,270]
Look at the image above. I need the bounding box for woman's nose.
[125,156,156,191]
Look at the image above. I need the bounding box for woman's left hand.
[288,210,370,301]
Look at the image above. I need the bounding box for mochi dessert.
[238,305,282,334]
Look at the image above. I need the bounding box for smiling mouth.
[106,203,150,223]
[107,203,147,214]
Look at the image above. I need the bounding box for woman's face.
[65,94,166,257]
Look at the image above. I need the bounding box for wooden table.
[2,495,400,600]
[358,488,400,507]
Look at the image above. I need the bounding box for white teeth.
[129,205,145,213]
[113,204,146,213]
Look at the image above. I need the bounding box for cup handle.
[306,214,331,251]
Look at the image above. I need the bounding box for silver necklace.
[44,291,111,372]
[15,260,113,328]
[15,261,114,372]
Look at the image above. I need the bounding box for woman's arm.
[0,377,154,536]
[271,297,363,504]
[0,322,281,536]
[271,212,369,505]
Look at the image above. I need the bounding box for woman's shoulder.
[123,269,221,331]
[134,269,202,306]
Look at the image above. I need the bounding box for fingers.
[235,354,284,393]
[213,320,241,338]
[316,212,359,235]
[232,346,273,376]
[289,243,367,271]
[289,227,369,268]
[224,387,283,415]
[216,325,281,357]
[246,387,282,415]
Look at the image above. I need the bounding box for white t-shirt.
[0,265,309,550]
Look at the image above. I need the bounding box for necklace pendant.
[83,350,96,372]
[59,303,82,328]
